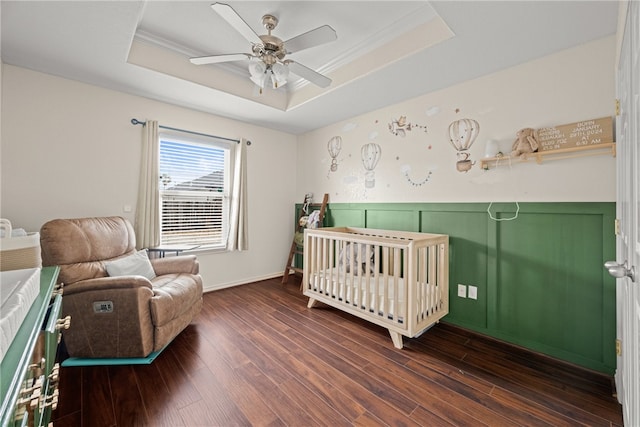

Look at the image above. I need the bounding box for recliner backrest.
[40,216,136,285]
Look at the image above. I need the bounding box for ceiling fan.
[190,3,337,92]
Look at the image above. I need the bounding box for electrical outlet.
[468,286,478,300]
[457,284,467,298]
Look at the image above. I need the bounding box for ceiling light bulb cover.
[248,62,266,78]
[270,62,289,88]
[250,72,267,88]
[272,62,289,79]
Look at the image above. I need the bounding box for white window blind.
[159,133,232,249]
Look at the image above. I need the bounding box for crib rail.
[303,227,449,348]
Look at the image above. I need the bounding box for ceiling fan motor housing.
[254,34,285,64]
[253,14,286,65]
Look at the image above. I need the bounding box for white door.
[611,2,640,424]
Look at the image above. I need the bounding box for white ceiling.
[1,1,619,134]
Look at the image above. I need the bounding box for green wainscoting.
[301,202,616,374]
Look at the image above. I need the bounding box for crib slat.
[382,246,390,318]
[439,242,449,312]
[316,238,328,295]
[350,239,356,305]
[328,237,335,297]
[365,244,373,314]
[393,247,401,323]
[372,246,380,318]
[418,246,424,321]
[338,240,346,303]
[309,234,315,291]
[403,246,409,325]
[325,237,331,297]
[429,245,436,316]
[310,235,317,292]
[317,235,322,293]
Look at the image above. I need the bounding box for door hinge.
[616,339,622,356]
[615,218,621,235]
[615,99,620,116]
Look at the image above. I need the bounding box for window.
[158,131,233,249]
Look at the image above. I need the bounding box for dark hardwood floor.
[52,276,623,426]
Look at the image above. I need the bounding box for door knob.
[604,260,636,282]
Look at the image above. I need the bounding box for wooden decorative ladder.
[282,193,329,284]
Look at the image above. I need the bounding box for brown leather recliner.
[40,216,203,358]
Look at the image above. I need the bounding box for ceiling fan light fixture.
[192,5,337,90]
[248,62,266,78]
[249,61,268,93]
[270,62,289,88]
[250,72,267,89]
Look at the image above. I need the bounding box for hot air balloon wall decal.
[327,136,342,173]
[361,143,381,188]
[448,118,480,172]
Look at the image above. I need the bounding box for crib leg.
[389,330,403,349]
[307,298,319,308]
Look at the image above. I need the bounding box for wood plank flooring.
[51,276,623,426]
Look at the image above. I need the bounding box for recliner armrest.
[63,276,153,296]
[150,255,200,276]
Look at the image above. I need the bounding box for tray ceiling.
[1,1,619,134]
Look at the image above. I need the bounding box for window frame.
[158,129,235,251]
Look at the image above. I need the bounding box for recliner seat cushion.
[150,273,203,327]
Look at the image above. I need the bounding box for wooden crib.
[302,227,449,349]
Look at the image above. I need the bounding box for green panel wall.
[325,206,364,227]
[490,205,615,370]
[303,202,616,374]
[366,209,419,231]
[420,210,489,328]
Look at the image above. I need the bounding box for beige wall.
[0,35,617,290]
[296,36,616,203]
[0,65,298,291]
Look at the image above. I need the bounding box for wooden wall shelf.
[480,143,616,170]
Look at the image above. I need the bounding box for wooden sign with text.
[537,117,613,152]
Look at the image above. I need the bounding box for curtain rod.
[130,118,250,145]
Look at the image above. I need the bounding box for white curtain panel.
[135,120,161,249]
[227,138,249,251]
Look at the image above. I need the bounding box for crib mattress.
[0,268,41,361]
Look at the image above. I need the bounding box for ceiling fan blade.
[287,61,332,88]
[190,53,251,65]
[284,25,337,54]
[211,3,262,46]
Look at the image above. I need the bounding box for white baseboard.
[203,271,286,293]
